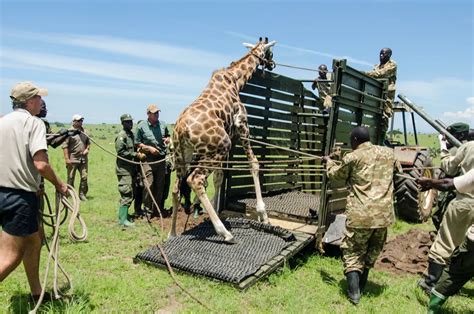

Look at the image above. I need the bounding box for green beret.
[447,122,469,134]
[120,114,133,122]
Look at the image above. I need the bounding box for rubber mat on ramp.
[134,218,303,287]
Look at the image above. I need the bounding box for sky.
[1,0,473,132]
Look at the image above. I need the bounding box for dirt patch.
[375,229,432,275]
[142,206,208,235]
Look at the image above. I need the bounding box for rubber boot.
[418,261,444,294]
[345,271,361,305]
[428,294,446,314]
[118,205,135,227]
[359,268,370,293]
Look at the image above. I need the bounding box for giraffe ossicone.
[169,38,276,243]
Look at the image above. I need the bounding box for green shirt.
[135,120,169,156]
[327,142,401,229]
[115,129,137,175]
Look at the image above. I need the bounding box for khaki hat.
[120,114,133,122]
[147,104,160,113]
[72,114,84,121]
[10,81,48,102]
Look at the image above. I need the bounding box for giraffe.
[170,38,276,243]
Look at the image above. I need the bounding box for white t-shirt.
[0,109,47,192]
[454,169,474,194]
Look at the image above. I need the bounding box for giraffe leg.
[169,176,181,238]
[187,168,236,243]
[235,106,268,224]
[211,169,224,212]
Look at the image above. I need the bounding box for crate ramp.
[134,218,313,289]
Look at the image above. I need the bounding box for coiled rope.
[30,185,87,314]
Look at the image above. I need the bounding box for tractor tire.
[394,151,436,223]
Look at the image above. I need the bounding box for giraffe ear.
[265,37,268,43]
[242,42,255,49]
[259,37,262,42]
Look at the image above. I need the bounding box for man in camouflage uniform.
[312,64,333,110]
[135,104,170,218]
[417,171,474,313]
[325,126,401,304]
[432,122,470,230]
[62,114,90,201]
[115,114,145,227]
[365,48,397,139]
[418,136,474,293]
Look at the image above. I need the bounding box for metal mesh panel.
[135,218,296,284]
[230,190,320,219]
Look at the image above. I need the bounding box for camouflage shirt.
[366,59,397,92]
[327,142,401,228]
[312,73,333,109]
[115,129,137,175]
[440,141,474,200]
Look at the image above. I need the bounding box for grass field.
[1,124,473,313]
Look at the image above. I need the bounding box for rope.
[30,185,86,314]
[274,61,319,72]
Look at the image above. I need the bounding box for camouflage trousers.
[117,174,134,207]
[433,235,474,298]
[341,227,387,274]
[429,198,474,265]
[67,162,88,197]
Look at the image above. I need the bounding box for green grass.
[1,125,472,313]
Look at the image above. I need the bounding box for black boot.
[346,271,361,305]
[418,261,444,294]
[359,268,370,293]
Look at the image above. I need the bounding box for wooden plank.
[248,117,296,131]
[246,106,296,122]
[241,84,298,105]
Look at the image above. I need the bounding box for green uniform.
[312,73,333,109]
[365,59,397,118]
[429,225,474,314]
[115,129,138,207]
[327,142,400,273]
[429,141,474,265]
[135,119,170,214]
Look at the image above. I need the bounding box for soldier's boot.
[418,261,444,294]
[345,271,361,305]
[118,205,135,228]
[359,268,370,293]
[427,294,446,314]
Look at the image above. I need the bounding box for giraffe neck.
[227,50,261,91]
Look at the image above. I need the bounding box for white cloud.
[443,105,474,121]
[1,48,207,87]
[467,96,474,105]
[226,30,373,67]
[397,78,472,102]
[5,30,230,68]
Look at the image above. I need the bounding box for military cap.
[10,81,48,102]
[120,114,133,122]
[147,104,160,113]
[447,122,469,134]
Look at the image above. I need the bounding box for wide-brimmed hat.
[10,81,48,102]
[72,114,84,121]
[147,104,160,113]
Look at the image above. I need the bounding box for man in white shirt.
[0,82,68,302]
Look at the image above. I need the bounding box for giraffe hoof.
[168,232,177,239]
[224,236,238,244]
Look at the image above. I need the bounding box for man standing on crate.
[364,48,397,139]
[311,64,333,111]
[324,126,401,305]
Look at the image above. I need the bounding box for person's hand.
[438,134,448,151]
[82,148,89,156]
[311,81,317,90]
[329,146,342,159]
[416,177,432,192]
[163,137,170,145]
[56,182,68,196]
[321,156,330,163]
[149,147,159,156]
[136,152,146,161]
[65,158,72,166]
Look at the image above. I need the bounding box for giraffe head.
[243,37,276,71]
